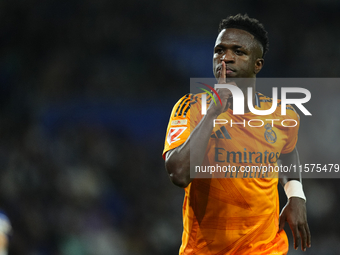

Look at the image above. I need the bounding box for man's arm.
[165,61,231,188]
[278,147,311,251]
[165,111,219,188]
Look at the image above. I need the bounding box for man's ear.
[254,58,264,74]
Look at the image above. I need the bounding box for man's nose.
[221,50,235,63]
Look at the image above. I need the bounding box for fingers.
[281,212,310,251]
[280,198,311,251]
[298,224,307,251]
[218,61,226,84]
[289,223,300,250]
[306,223,311,248]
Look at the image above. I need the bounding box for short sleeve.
[162,94,201,159]
[281,105,300,154]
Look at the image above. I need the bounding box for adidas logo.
[211,126,231,139]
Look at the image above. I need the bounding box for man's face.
[213,28,263,79]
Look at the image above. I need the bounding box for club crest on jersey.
[264,123,277,144]
[167,127,187,145]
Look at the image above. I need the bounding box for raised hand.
[207,61,235,116]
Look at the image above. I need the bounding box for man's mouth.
[226,68,234,75]
[217,65,235,74]
[226,66,235,72]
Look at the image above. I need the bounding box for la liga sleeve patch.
[171,119,188,126]
[167,127,187,145]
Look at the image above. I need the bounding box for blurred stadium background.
[0,0,340,254]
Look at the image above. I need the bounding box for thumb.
[279,212,286,232]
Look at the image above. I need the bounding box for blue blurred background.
[0,0,340,254]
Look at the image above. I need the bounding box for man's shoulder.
[257,92,299,119]
[175,93,202,104]
[171,93,203,118]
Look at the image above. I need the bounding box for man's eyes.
[235,50,244,55]
[215,48,223,54]
[215,48,245,55]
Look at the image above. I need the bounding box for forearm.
[165,65,233,188]
[278,147,306,202]
[165,111,218,187]
[278,148,310,251]
[279,147,301,187]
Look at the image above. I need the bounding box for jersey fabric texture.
[163,92,300,255]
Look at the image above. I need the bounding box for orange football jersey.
[163,92,300,255]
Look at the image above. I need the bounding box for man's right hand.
[207,61,235,117]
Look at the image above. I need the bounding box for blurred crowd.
[0,0,340,254]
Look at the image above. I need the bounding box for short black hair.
[218,14,269,58]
